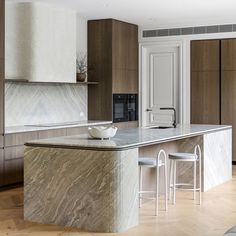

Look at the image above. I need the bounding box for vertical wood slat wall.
[221,39,236,162]
[191,40,220,125]
[191,39,236,161]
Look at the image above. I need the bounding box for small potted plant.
[76,53,87,82]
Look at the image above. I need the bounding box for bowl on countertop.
[88,126,118,139]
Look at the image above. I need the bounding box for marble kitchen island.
[24,124,232,233]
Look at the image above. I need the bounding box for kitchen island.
[24,124,232,233]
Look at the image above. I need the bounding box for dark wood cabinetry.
[191,39,236,161]
[191,40,220,125]
[88,19,138,123]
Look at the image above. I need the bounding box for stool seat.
[224,226,236,236]
[139,157,164,166]
[169,152,197,160]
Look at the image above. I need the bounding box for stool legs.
[173,160,177,205]
[164,158,168,211]
[155,162,159,216]
[139,165,142,208]
[169,160,173,201]
[193,160,197,200]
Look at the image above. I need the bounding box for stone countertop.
[25,124,232,151]
[5,120,112,134]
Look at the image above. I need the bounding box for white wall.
[139,30,236,124]
[6,2,76,83]
[76,14,87,55]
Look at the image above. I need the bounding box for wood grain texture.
[88,19,138,120]
[4,158,23,186]
[0,167,235,235]
[191,40,220,71]
[221,71,236,161]
[191,71,220,124]
[88,19,113,121]
[0,0,4,135]
[114,121,138,129]
[221,39,236,71]
[38,128,67,139]
[5,132,38,147]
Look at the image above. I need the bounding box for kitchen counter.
[25,124,231,150]
[5,120,112,134]
[24,124,232,233]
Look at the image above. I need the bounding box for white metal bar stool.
[169,145,202,205]
[138,149,168,216]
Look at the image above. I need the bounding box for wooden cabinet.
[191,40,220,125]
[38,128,67,139]
[0,0,4,135]
[191,71,220,124]
[191,40,220,72]
[88,19,138,122]
[191,38,236,161]
[221,39,236,71]
[221,41,236,161]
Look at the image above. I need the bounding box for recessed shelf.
[5,79,99,85]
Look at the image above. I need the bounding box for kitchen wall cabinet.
[88,19,138,124]
[191,40,220,125]
[221,39,236,162]
[191,39,236,162]
[0,0,4,135]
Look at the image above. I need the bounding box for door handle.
[146,108,152,112]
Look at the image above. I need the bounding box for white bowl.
[88,126,118,139]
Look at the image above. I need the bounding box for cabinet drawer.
[38,128,67,139]
[66,127,88,136]
[4,158,23,185]
[5,132,38,147]
[4,146,24,160]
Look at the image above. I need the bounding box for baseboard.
[233,161,236,165]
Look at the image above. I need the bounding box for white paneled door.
[141,43,180,127]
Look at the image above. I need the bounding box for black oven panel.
[113,94,138,123]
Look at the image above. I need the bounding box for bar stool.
[169,145,202,205]
[138,149,168,216]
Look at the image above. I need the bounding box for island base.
[24,147,139,233]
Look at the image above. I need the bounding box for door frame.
[139,40,185,127]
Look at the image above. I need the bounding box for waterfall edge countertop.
[25,124,231,151]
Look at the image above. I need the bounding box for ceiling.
[7,0,236,29]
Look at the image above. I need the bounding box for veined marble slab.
[5,82,87,127]
[24,147,139,233]
[25,124,231,151]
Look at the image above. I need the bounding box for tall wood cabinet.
[88,19,138,121]
[191,39,236,161]
[191,40,220,124]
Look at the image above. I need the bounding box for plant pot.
[76,73,86,82]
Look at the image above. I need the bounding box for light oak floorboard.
[0,166,235,236]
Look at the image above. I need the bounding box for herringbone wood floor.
[0,167,235,236]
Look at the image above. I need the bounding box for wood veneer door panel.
[127,24,138,71]
[221,71,236,161]
[112,20,128,69]
[88,20,113,120]
[221,39,236,71]
[4,158,23,185]
[191,71,220,124]
[191,40,220,71]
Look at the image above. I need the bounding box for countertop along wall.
[5,13,89,127]
[139,26,236,124]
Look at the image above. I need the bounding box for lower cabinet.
[4,158,23,186]
[2,126,105,187]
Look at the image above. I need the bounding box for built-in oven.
[113,94,138,123]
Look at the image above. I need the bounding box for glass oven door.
[113,94,129,122]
